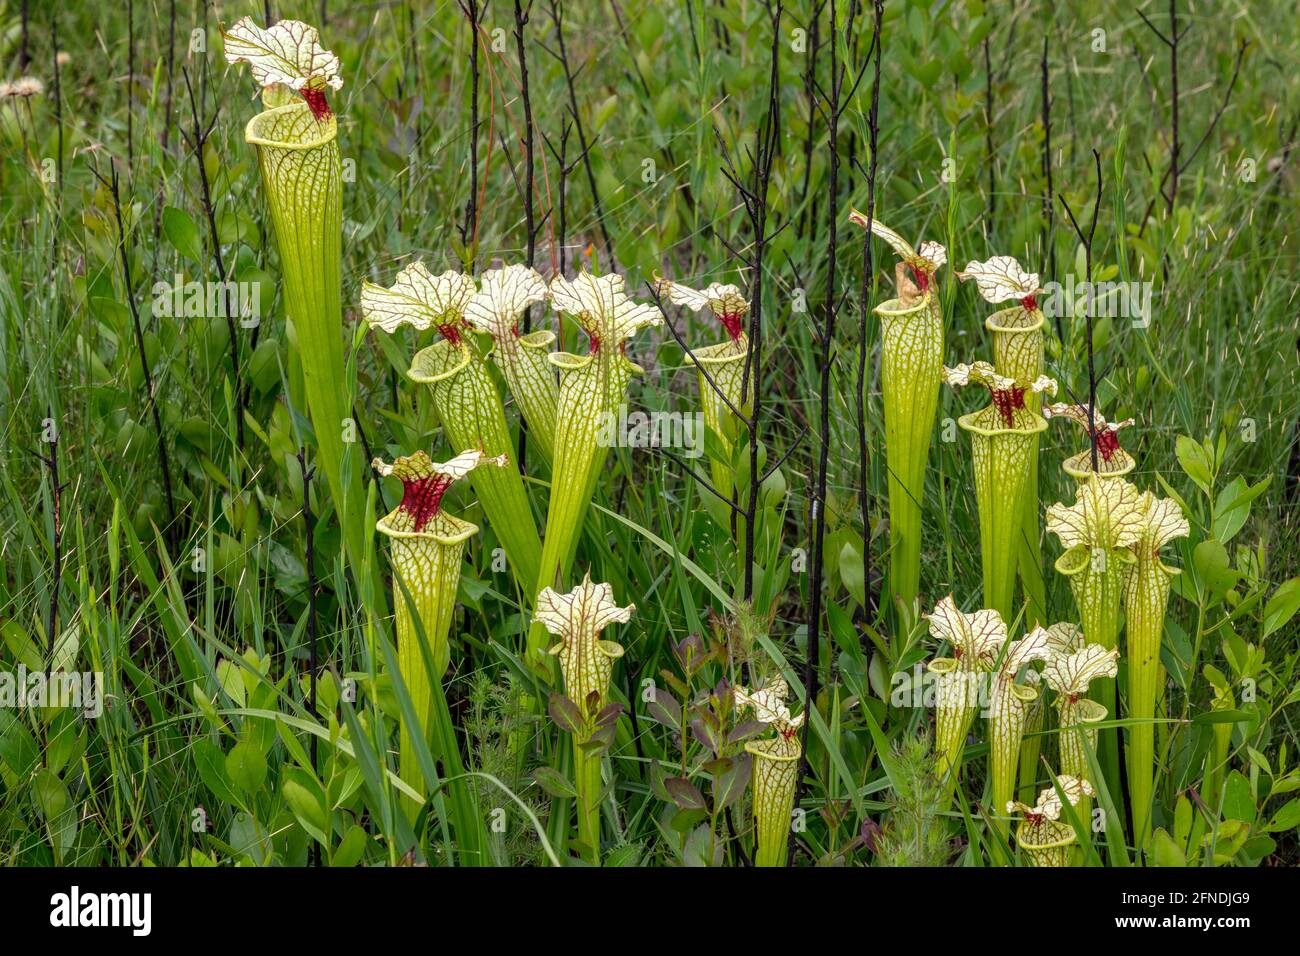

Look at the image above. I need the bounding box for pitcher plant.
[848,212,946,613]
[361,261,542,590]
[945,361,1056,623]
[653,277,753,508]
[462,264,558,463]
[734,678,805,867]
[1008,775,1096,867]
[526,272,661,670]
[923,596,1004,793]
[536,574,635,864]
[957,256,1050,624]
[224,19,365,562]
[1042,403,1137,482]
[987,624,1053,818]
[373,449,507,805]
[1124,490,1189,848]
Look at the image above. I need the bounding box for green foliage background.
[0,0,1297,866]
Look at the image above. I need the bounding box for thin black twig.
[457,0,483,271]
[39,414,63,658]
[514,0,536,468]
[1041,35,1062,340]
[297,447,320,866]
[1057,149,1104,473]
[654,447,743,517]
[855,0,883,621]
[181,67,245,457]
[801,0,852,845]
[544,0,614,258]
[94,161,179,548]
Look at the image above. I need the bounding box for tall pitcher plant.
[653,278,753,508]
[223,19,363,559]
[1124,491,1189,847]
[526,273,661,669]
[361,262,542,590]
[944,362,1055,623]
[957,257,1050,624]
[848,213,946,612]
[373,449,506,805]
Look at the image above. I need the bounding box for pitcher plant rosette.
[945,361,1056,623]
[462,264,558,463]
[957,256,1050,625]
[361,261,542,590]
[535,575,635,864]
[1124,490,1189,847]
[923,596,1005,792]
[734,678,805,867]
[223,19,363,557]
[1042,403,1137,482]
[848,213,947,612]
[1041,641,1119,789]
[1008,775,1096,867]
[373,449,507,804]
[987,624,1053,817]
[653,277,753,506]
[526,272,661,668]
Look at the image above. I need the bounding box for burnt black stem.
[855,0,883,620]
[514,0,536,469]
[541,122,584,279]
[127,0,135,168]
[1041,35,1062,340]
[733,3,782,602]
[458,0,482,271]
[181,68,244,459]
[1135,37,1249,238]
[801,0,851,856]
[654,447,744,518]
[1057,149,1104,473]
[96,162,179,549]
[544,0,614,258]
[1138,1,1182,213]
[796,1,824,243]
[41,413,62,658]
[52,13,63,194]
[298,447,320,865]
[151,0,178,254]
[984,33,995,230]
